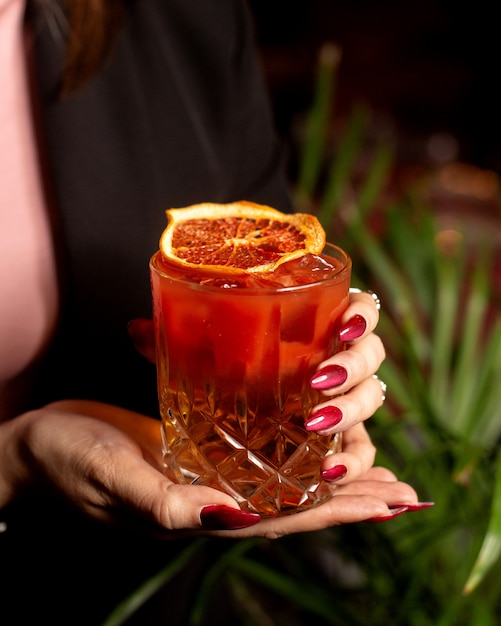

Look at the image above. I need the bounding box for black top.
[29,0,291,416]
[1,2,291,624]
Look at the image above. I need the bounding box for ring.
[349,288,381,311]
[373,375,387,402]
[367,290,381,311]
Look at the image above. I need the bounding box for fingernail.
[200,505,260,530]
[321,464,347,482]
[338,314,367,342]
[310,365,347,390]
[388,502,435,512]
[305,406,343,431]
[366,506,408,523]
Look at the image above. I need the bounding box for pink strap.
[0,0,58,384]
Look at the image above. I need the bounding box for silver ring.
[367,290,381,311]
[373,375,387,402]
[349,288,381,311]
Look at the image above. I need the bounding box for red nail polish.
[200,505,260,530]
[338,314,367,342]
[388,502,435,512]
[305,406,343,431]
[310,365,347,390]
[366,506,408,523]
[321,464,347,482]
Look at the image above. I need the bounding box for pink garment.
[0,0,59,388]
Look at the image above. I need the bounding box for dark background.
[249,0,501,175]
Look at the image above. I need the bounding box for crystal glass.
[150,242,351,517]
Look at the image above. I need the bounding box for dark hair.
[31,0,126,95]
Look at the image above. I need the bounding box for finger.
[336,476,419,505]
[234,493,402,539]
[318,422,376,483]
[339,289,381,342]
[308,374,386,437]
[218,468,425,539]
[128,318,156,363]
[310,333,385,398]
[246,467,419,538]
[359,465,399,482]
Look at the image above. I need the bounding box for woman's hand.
[306,289,387,485]
[0,399,426,540]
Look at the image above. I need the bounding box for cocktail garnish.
[159,201,326,274]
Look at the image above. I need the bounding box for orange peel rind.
[159,200,326,274]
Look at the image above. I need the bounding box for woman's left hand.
[304,288,387,484]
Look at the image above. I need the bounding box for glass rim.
[150,241,351,295]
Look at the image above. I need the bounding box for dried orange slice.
[159,201,326,274]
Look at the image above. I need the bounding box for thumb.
[127,318,156,363]
[97,454,260,533]
[156,482,261,531]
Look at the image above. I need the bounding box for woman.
[0,1,424,623]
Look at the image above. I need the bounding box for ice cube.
[273,254,338,286]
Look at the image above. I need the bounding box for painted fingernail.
[366,506,409,523]
[200,505,260,530]
[338,314,367,342]
[388,502,435,512]
[321,464,347,482]
[310,365,347,390]
[305,406,343,431]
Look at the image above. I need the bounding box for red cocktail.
[150,242,351,517]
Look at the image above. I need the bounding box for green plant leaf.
[463,451,501,594]
[235,556,342,623]
[296,42,341,204]
[189,539,263,625]
[317,103,370,227]
[467,323,501,446]
[429,241,465,421]
[356,142,393,218]
[450,244,492,434]
[99,538,208,626]
[385,199,437,317]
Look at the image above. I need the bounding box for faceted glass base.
[161,402,341,517]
